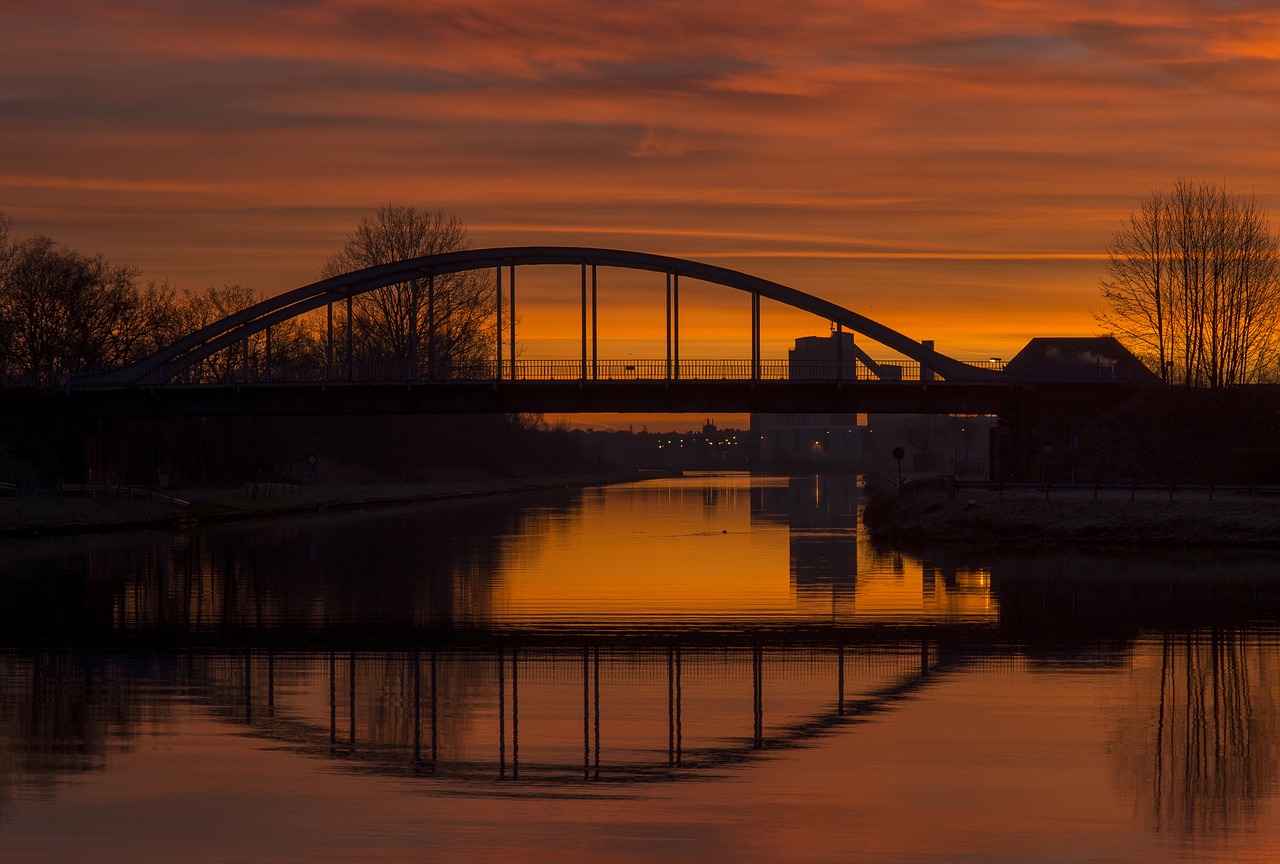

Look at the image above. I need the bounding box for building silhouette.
[751,334,862,467]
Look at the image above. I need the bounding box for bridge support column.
[751,292,761,381]
[428,273,436,381]
[591,265,598,380]
[409,280,418,381]
[495,267,503,381]
[672,274,680,379]
[580,264,588,380]
[326,300,333,382]
[836,322,843,382]
[666,273,673,380]
[508,264,516,380]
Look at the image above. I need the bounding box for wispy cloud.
[2,0,1279,355]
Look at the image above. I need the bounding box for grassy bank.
[863,485,1280,548]
[0,471,659,538]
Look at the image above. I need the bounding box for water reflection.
[4,627,1280,837]
[754,475,997,623]
[2,474,1280,856]
[0,474,1006,637]
[0,641,965,795]
[753,475,859,604]
[0,498,549,641]
[1113,631,1280,837]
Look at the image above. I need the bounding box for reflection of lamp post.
[892,446,905,487]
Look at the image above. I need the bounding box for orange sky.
[4,1,1280,368]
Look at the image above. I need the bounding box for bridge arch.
[80,247,1001,386]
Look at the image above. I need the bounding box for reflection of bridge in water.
[183,640,991,785]
[3,629,1276,838]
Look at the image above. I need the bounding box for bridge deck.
[4,379,1151,418]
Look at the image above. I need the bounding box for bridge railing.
[511,359,1003,381]
[18,358,1007,388]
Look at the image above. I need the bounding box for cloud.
[0,174,241,194]
[629,127,689,159]
[2,0,1279,361]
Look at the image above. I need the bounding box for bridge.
[6,246,1152,418]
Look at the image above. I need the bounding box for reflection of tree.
[102,501,543,636]
[1112,630,1280,836]
[0,653,156,811]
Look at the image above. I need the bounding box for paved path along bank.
[0,471,661,538]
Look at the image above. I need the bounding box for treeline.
[87,414,586,490]
[0,211,585,487]
[1,408,586,490]
[0,208,494,387]
[0,215,325,386]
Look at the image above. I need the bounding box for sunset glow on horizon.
[5,1,1280,364]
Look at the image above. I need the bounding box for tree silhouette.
[321,206,495,379]
[170,284,323,383]
[1098,179,1280,387]
[0,228,146,385]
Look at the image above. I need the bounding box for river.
[1,472,1278,863]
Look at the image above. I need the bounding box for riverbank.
[862,486,1280,548]
[0,471,662,538]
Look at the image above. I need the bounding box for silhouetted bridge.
[7,247,1153,417]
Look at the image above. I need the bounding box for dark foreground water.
[2,473,1279,863]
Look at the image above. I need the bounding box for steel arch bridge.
[77,246,1002,388]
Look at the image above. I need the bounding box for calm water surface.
[2,473,1279,863]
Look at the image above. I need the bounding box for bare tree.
[321,206,494,378]
[1098,180,1280,387]
[0,233,144,384]
[0,215,13,382]
[173,284,324,383]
